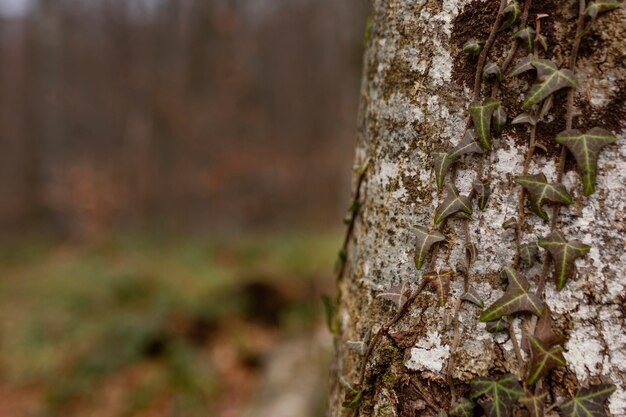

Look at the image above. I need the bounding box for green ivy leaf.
[322,294,338,334]
[470,373,523,417]
[558,384,616,417]
[434,183,473,224]
[499,0,521,31]
[511,112,538,126]
[461,287,484,308]
[513,27,536,52]
[414,226,446,269]
[493,105,507,135]
[377,281,411,309]
[525,335,566,385]
[510,54,535,77]
[483,61,504,82]
[342,388,364,409]
[473,180,491,210]
[480,266,542,322]
[515,173,573,221]
[536,33,548,51]
[585,1,621,19]
[537,230,591,290]
[520,392,548,417]
[486,317,509,333]
[424,268,453,306]
[502,217,518,230]
[433,129,483,190]
[522,63,578,110]
[463,39,482,56]
[449,397,475,417]
[555,128,617,196]
[469,99,500,150]
[520,242,539,268]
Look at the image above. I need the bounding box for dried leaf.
[522,63,578,110]
[585,1,621,19]
[558,384,616,417]
[534,304,562,346]
[473,180,491,210]
[499,0,521,31]
[510,54,535,77]
[520,242,539,268]
[469,99,500,150]
[483,61,504,82]
[486,317,509,333]
[538,230,590,290]
[555,128,617,196]
[512,112,538,126]
[470,373,523,417]
[513,27,536,52]
[520,392,548,417]
[480,266,542,322]
[424,268,453,306]
[434,183,473,224]
[461,287,484,308]
[502,217,518,230]
[414,226,446,269]
[526,335,566,385]
[377,281,411,309]
[515,173,573,221]
[493,105,507,135]
[449,398,475,417]
[463,39,482,56]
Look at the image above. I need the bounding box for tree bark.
[328,1,625,416]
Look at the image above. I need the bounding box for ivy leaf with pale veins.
[525,335,566,385]
[473,180,491,210]
[555,128,617,196]
[469,99,500,150]
[512,112,538,126]
[499,0,521,31]
[513,27,536,52]
[538,230,590,290]
[520,242,539,268]
[520,392,548,417]
[449,397,475,417]
[522,62,578,110]
[414,226,446,269]
[480,266,542,322]
[486,317,509,333]
[510,54,535,77]
[461,287,484,308]
[433,129,483,190]
[434,183,473,224]
[493,105,507,135]
[515,173,573,221]
[558,384,616,417]
[502,217,518,230]
[377,281,411,309]
[483,61,504,82]
[470,373,523,417]
[586,1,621,19]
[424,268,453,306]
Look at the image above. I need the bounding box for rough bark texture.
[328,1,625,416]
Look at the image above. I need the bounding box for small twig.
[473,0,508,100]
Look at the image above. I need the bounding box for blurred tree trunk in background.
[328,1,625,416]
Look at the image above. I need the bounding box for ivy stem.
[473,0,508,100]
[509,320,525,376]
[537,0,586,295]
[514,124,537,267]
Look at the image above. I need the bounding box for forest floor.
[0,232,339,417]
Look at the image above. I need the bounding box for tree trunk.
[328,1,625,416]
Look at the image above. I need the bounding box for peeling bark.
[328,1,625,416]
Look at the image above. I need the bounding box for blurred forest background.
[0,0,367,416]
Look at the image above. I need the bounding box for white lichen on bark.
[329,0,626,415]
